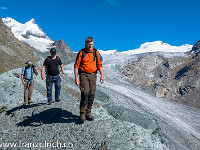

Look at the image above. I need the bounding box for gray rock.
[123,46,200,109]
[41,40,76,65]
[0,68,168,150]
[191,40,200,55]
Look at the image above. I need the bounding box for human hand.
[75,78,79,86]
[62,73,65,79]
[22,80,26,85]
[41,74,45,80]
[34,68,38,75]
[100,75,104,84]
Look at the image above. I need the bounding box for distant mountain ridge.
[3,17,53,53]
[0,17,39,73]
[120,41,192,55]
[2,17,76,66]
[123,41,200,109]
[3,17,51,40]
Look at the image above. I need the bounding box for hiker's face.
[50,52,56,56]
[85,41,94,51]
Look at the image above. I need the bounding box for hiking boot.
[48,101,52,105]
[23,100,27,105]
[55,99,61,102]
[28,100,32,105]
[80,115,86,124]
[86,114,94,121]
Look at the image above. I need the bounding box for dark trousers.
[24,81,34,101]
[79,73,97,116]
[46,75,61,102]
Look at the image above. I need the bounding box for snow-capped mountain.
[2,17,53,53]
[2,17,193,56]
[98,49,118,55]
[120,41,192,55]
[98,41,192,57]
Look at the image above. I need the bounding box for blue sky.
[1,0,200,52]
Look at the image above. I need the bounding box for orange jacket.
[74,48,102,74]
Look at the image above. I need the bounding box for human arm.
[21,67,26,84]
[60,64,65,79]
[34,67,38,76]
[41,66,45,80]
[74,68,79,86]
[99,67,104,84]
[96,51,104,83]
[21,74,26,85]
[74,51,83,86]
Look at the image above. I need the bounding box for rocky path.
[0,68,167,150]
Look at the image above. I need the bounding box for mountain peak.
[139,41,171,49]
[3,17,53,53]
[26,18,36,24]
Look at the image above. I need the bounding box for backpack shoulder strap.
[93,48,98,61]
[81,48,86,60]
[56,56,60,62]
[75,49,83,65]
[93,48,97,56]
[47,56,51,64]
[31,66,34,80]
[24,66,27,75]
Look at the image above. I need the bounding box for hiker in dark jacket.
[74,37,104,123]
[41,48,65,105]
[21,60,38,105]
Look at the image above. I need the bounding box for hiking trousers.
[24,81,34,101]
[79,73,97,116]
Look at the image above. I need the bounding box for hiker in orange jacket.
[74,37,104,123]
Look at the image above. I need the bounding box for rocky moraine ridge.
[123,40,200,109]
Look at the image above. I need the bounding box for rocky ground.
[0,68,168,150]
[123,43,200,109]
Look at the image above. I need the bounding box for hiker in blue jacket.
[21,60,38,105]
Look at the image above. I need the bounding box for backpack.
[100,54,103,62]
[45,56,61,74]
[24,65,35,81]
[77,48,102,74]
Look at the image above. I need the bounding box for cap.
[50,48,56,54]
[25,60,32,65]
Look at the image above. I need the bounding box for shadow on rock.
[6,103,46,115]
[17,108,80,126]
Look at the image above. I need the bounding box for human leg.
[46,76,53,103]
[86,74,97,120]
[54,75,61,101]
[28,81,34,104]
[24,82,29,104]
[79,73,90,123]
